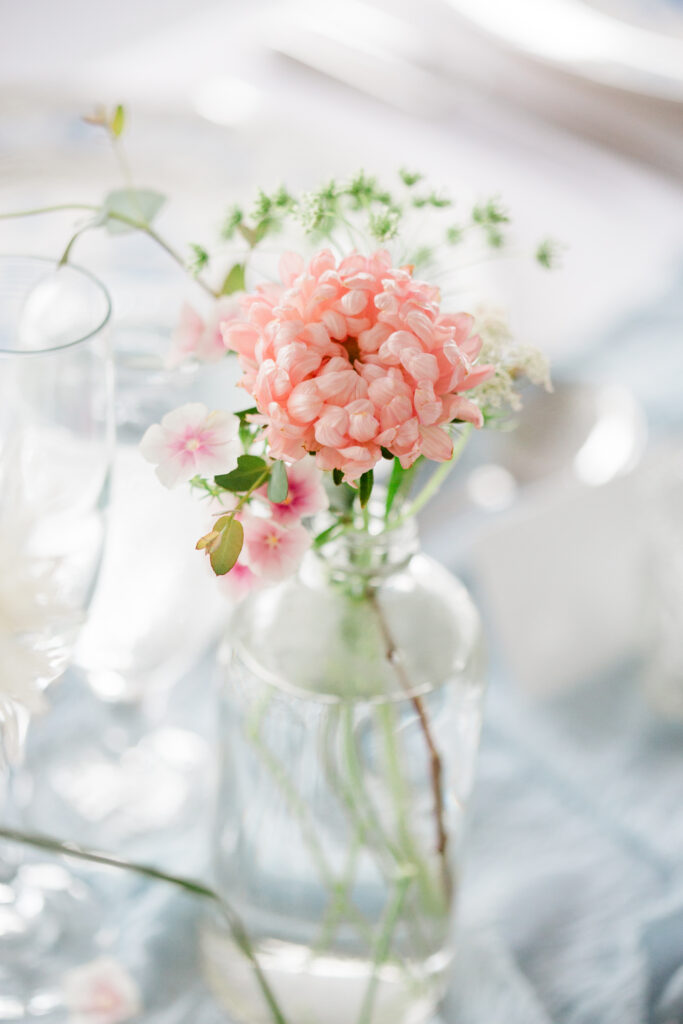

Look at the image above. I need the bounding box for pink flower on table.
[261,458,329,525]
[63,956,140,1024]
[167,297,241,368]
[242,515,311,581]
[140,402,240,488]
[223,249,494,481]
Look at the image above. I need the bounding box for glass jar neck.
[307,516,419,590]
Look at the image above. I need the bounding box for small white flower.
[63,956,141,1024]
[140,402,240,488]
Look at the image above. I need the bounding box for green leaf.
[359,469,374,508]
[237,222,270,248]
[220,262,246,295]
[267,460,288,503]
[312,523,343,548]
[102,188,166,232]
[215,455,267,492]
[110,104,125,138]
[332,468,344,487]
[399,168,423,187]
[535,238,563,270]
[221,205,243,240]
[210,518,244,576]
[236,406,258,419]
[380,447,393,460]
[385,458,405,517]
[188,243,209,275]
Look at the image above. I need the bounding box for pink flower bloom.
[261,458,329,525]
[218,558,261,601]
[242,515,311,581]
[63,957,140,1024]
[167,297,241,367]
[223,249,493,481]
[140,402,240,488]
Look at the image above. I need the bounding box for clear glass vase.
[202,516,486,1024]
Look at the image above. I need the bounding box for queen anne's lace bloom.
[471,305,552,412]
[223,249,494,481]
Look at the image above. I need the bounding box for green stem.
[340,704,432,961]
[0,826,289,1024]
[356,871,414,1024]
[392,424,472,527]
[312,832,362,956]
[58,224,94,267]
[340,705,403,867]
[376,703,443,915]
[245,696,375,945]
[0,202,219,300]
[0,203,99,218]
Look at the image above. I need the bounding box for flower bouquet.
[1,108,553,1024]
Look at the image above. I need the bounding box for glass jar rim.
[0,254,112,357]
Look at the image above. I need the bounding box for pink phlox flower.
[223,249,494,481]
[260,458,329,525]
[140,402,240,488]
[167,297,241,368]
[63,957,141,1024]
[217,558,262,601]
[241,513,311,581]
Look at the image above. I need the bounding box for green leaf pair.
[101,188,166,233]
[214,456,289,504]
[215,455,267,492]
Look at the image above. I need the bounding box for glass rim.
[0,254,112,357]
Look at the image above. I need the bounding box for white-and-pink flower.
[63,956,141,1024]
[140,402,240,488]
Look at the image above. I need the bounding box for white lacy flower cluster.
[471,306,552,414]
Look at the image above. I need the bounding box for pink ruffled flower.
[223,249,494,481]
[63,957,140,1024]
[260,458,329,525]
[140,402,240,488]
[167,297,240,368]
[242,514,311,581]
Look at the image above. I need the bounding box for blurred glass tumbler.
[0,256,113,1004]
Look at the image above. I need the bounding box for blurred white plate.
[447,0,683,101]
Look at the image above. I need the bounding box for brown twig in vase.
[367,590,452,900]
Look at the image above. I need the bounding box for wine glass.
[20,322,236,868]
[0,255,113,1008]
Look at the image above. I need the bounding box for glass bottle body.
[205,526,485,1024]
